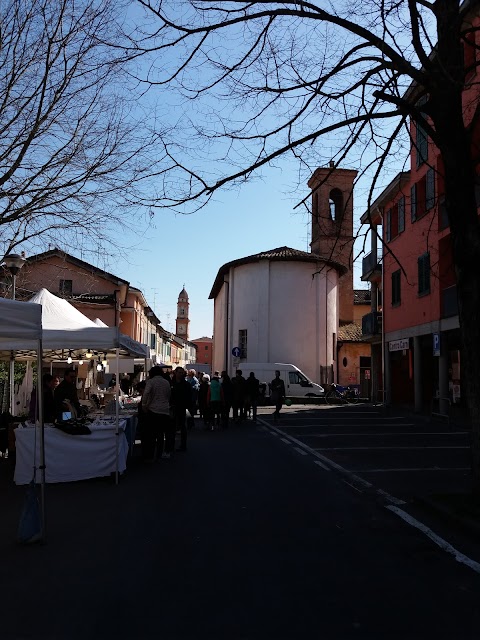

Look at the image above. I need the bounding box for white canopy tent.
[2,289,149,484]
[0,297,46,539]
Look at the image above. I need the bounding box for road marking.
[351,467,471,473]
[297,431,465,436]
[281,424,416,428]
[280,437,291,444]
[314,460,331,471]
[314,446,469,450]
[293,446,308,456]
[386,505,480,575]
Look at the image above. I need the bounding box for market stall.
[3,289,148,484]
[14,419,129,485]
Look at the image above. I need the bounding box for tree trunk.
[435,111,480,492]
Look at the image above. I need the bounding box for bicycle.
[325,383,359,405]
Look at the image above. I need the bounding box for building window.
[150,334,156,350]
[415,97,428,167]
[59,279,72,296]
[398,196,405,234]
[179,307,185,316]
[239,329,247,359]
[204,345,209,350]
[418,252,431,296]
[391,270,401,306]
[426,168,435,210]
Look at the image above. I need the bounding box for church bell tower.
[309,164,357,325]
[176,286,190,340]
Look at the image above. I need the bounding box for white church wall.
[217,259,339,384]
[213,281,227,373]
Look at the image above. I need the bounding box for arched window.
[329,188,343,222]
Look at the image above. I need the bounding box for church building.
[209,165,371,390]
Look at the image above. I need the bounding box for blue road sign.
[232,347,241,357]
[433,333,440,357]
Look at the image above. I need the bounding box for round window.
[342,357,348,368]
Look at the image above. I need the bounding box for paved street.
[1,414,480,639]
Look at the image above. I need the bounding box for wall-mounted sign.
[389,338,409,352]
[433,333,440,357]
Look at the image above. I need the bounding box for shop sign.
[364,369,371,380]
[389,338,409,352]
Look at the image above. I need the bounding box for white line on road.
[386,505,480,575]
[351,467,471,473]
[313,460,331,471]
[281,424,416,428]
[298,431,465,436]
[314,446,470,450]
[280,437,291,444]
[293,447,308,456]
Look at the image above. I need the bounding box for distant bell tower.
[308,163,357,325]
[176,286,190,339]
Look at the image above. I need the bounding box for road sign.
[232,347,241,357]
[433,333,440,357]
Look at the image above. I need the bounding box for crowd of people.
[138,367,287,462]
[27,364,288,463]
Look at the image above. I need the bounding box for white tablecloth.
[14,421,128,485]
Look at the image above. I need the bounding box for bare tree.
[0,0,162,262]
[128,0,480,487]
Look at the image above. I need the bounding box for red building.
[191,337,213,371]
[361,11,479,413]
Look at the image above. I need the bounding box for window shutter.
[385,209,391,242]
[398,196,405,233]
[426,168,435,210]
[411,184,417,222]
[418,253,431,295]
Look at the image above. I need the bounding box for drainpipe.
[224,278,229,373]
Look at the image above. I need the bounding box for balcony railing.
[362,311,382,337]
[361,251,382,281]
[441,285,458,318]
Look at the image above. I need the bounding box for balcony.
[361,251,382,281]
[362,311,382,337]
[441,285,458,318]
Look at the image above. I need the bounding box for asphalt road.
[257,404,472,500]
[1,415,479,639]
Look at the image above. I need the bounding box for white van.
[239,363,324,398]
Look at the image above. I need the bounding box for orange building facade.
[361,13,479,412]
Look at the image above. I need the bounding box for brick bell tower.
[176,286,190,340]
[308,163,358,325]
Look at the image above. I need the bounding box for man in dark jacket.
[231,369,246,423]
[171,367,194,451]
[54,368,81,419]
[246,372,260,423]
[270,370,286,424]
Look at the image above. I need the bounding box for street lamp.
[2,253,26,415]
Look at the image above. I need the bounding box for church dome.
[178,286,189,301]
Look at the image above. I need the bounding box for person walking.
[171,366,194,451]
[231,369,247,423]
[198,373,211,428]
[246,372,260,423]
[207,372,223,429]
[270,370,286,424]
[220,371,233,428]
[186,369,200,429]
[141,366,172,461]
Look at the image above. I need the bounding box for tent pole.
[37,340,46,541]
[115,347,120,485]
